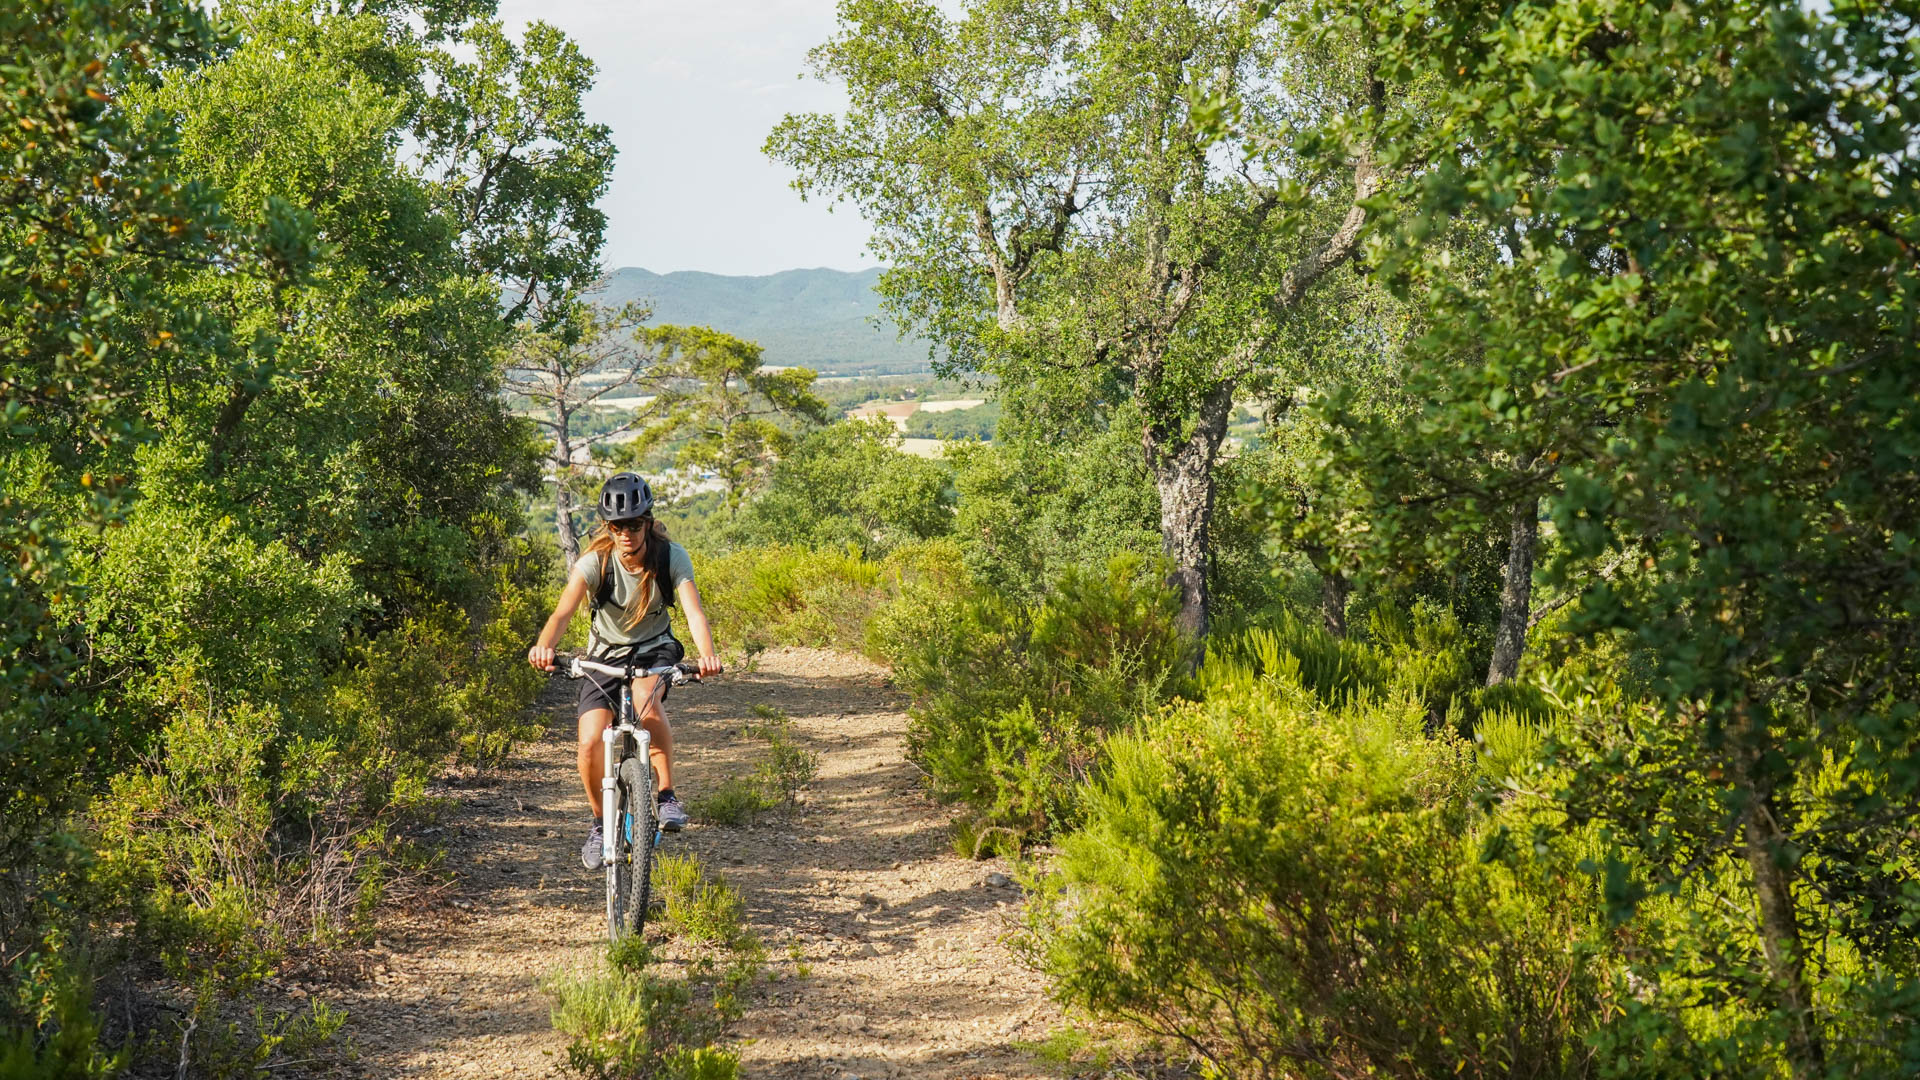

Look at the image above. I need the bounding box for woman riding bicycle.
[527,473,723,868]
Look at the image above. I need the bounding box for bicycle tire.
[606,753,656,942]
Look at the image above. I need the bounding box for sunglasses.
[606,517,652,534]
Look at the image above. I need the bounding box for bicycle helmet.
[599,472,653,521]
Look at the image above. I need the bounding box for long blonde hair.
[584,516,673,628]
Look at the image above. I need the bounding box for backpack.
[590,548,676,617]
[587,548,675,657]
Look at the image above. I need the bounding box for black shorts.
[576,636,685,718]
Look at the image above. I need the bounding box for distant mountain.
[595,267,934,376]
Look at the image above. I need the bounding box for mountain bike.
[554,651,701,942]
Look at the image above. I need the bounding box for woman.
[527,472,723,869]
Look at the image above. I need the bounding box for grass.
[545,859,763,1080]
[689,777,765,827]
[651,854,754,948]
[951,818,1022,861]
[689,706,819,827]
[1013,1022,1178,1079]
[784,940,811,981]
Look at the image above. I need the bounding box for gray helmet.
[599,472,653,521]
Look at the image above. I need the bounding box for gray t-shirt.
[579,542,696,655]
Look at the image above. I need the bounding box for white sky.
[494,0,874,276]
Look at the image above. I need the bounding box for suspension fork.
[601,688,654,864]
[600,724,618,865]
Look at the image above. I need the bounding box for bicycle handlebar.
[551,651,701,685]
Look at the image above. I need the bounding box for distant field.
[847,398,987,432]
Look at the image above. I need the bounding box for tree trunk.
[1321,569,1351,638]
[1144,384,1235,646]
[556,484,580,570]
[554,424,580,570]
[1485,496,1539,686]
[1737,731,1825,1079]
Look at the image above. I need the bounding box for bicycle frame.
[600,675,668,866]
[563,655,689,866]
[555,652,697,940]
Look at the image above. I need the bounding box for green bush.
[688,538,963,658]
[882,554,1189,843]
[651,854,754,949]
[730,418,953,555]
[744,707,819,807]
[0,950,125,1080]
[66,506,367,718]
[688,778,766,828]
[685,544,884,656]
[81,565,556,1060]
[548,860,760,1080]
[688,710,819,827]
[945,418,1160,607]
[1217,605,1552,734]
[1028,646,1607,1080]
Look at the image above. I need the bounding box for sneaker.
[581,822,604,870]
[657,797,689,833]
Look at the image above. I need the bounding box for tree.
[635,326,830,514]
[414,15,616,324]
[0,0,253,974]
[505,298,666,568]
[1353,0,1920,1072]
[736,418,953,555]
[769,0,1400,643]
[3,0,609,1062]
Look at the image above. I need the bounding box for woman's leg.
[629,674,674,792]
[577,707,614,816]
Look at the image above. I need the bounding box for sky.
[493,0,876,277]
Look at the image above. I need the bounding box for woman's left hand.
[697,653,724,679]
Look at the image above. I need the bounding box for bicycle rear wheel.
[606,753,656,942]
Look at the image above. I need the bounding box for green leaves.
[1350,0,1920,1069]
[415,16,615,323]
[4,0,605,1054]
[634,325,831,515]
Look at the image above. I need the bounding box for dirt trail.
[321,647,1060,1079]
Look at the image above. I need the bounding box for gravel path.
[317,647,1059,1079]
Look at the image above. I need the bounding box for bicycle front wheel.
[606,754,656,942]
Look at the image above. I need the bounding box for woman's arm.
[527,570,591,671]
[677,579,723,678]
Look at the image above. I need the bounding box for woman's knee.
[576,710,612,751]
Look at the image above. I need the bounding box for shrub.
[64,505,367,719]
[731,418,952,555]
[689,779,766,828]
[689,708,819,826]
[945,420,1160,607]
[1218,605,1552,733]
[0,950,125,1080]
[548,860,761,1080]
[82,565,555,1066]
[883,554,1189,843]
[743,708,818,807]
[1027,646,1607,1080]
[685,544,884,656]
[688,538,963,658]
[651,855,753,948]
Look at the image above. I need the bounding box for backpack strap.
[591,548,616,614]
[590,547,675,616]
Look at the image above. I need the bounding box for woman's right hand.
[527,644,555,672]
